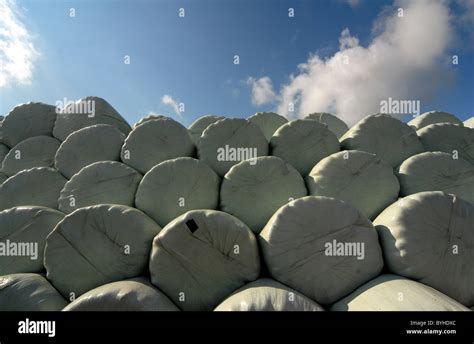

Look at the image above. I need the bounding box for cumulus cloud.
[0,0,39,88]
[247,76,277,106]
[161,94,182,118]
[252,0,454,125]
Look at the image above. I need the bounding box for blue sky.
[1,0,473,127]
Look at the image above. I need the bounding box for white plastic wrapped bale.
[330,274,470,311]
[306,150,400,220]
[62,278,179,311]
[55,124,125,179]
[464,117,474,128]
[0,206,64,275]
[220,156,307,233]
[408,111,463,130]
[1,136,61,177]
[248,112,288,141]
[121,118,195,174]
[0,143,9,162]
[397,152,474,204]
[149,209,260,311]
[135,157,219,227]
[0,273,67,311]
[188,115,224,143]
[374,191,474,306]
[259,196,383,305]
[340,114,424,168]
[270,119,340,175]
[58,161,142,214]
[133,114,171,128]
[197,118,269,176]
[417,123,474,164]
[44,204,161,298]
[0,167,67,211]
[1,102,57,147]
[304,112,349,139]
[53,96,131,141]
[214,278,324,311]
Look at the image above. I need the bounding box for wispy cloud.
[161,94,182,119]
[0,0,39,88]
[246,76,277,106]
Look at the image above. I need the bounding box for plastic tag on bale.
[408,111,462,130]
[0,273,67,311]
[188,115,224,143]
[0,167,67,211]
[149,209,260,311]
[59,161,142,214]
[397,151,474,204]
[121,118,195,174]
[0,206,64,275]
[53,96,131,141]
[55,124,126,179]
[270,119,340,175]
[248,112,288,141]
[197,118,268,176]
[135,157,220,227]
[1,102,57,147]
[259,196,383,305]
[306,150,399,220]
[1,136,61,177]
[304,112,349,139]
[62,278,179,311]
[330,274,470,311]
[374,191,474,307]
[44,204,161,298]
[220,156,307,233]
[214,278,324,311]
[340,114,424,168]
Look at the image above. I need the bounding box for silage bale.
[0,273,67,311]
[53,96,131,141]
[248,112,288,141]
[340,114,424,167]
[374,191,474,306]
[58,161,142,214]
[0,143,8,162]
[197,118,268,176]
[135,157,219,227]
[417,123,474,164]
[408,111,463,130]
[270,119,340,175]
[62,278,179,311]
[330,274,469,311]
[306,150,400,220]
[464,117,474,128]
[220,156,307,233]
[0,167,67,211]
[0,206,64,275]
[397,152,474,203]
[304,112,349,139]
[44,204,161,298]
[133,114,170,128]
[1,102,57,147]
[55,124,125,179]
[121,118,195,174]
[214,278,324,311]
[188,115,224,143]
[149,209,260,311]
[259,196,383,305]
[1,136,61,177]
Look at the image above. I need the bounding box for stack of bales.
[0,99,473,312]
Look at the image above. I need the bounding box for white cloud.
[342,0,361,8]
[247,76,277,106]
[256,0,455,125]
[161,94,182,118]
[0,0,39,88]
